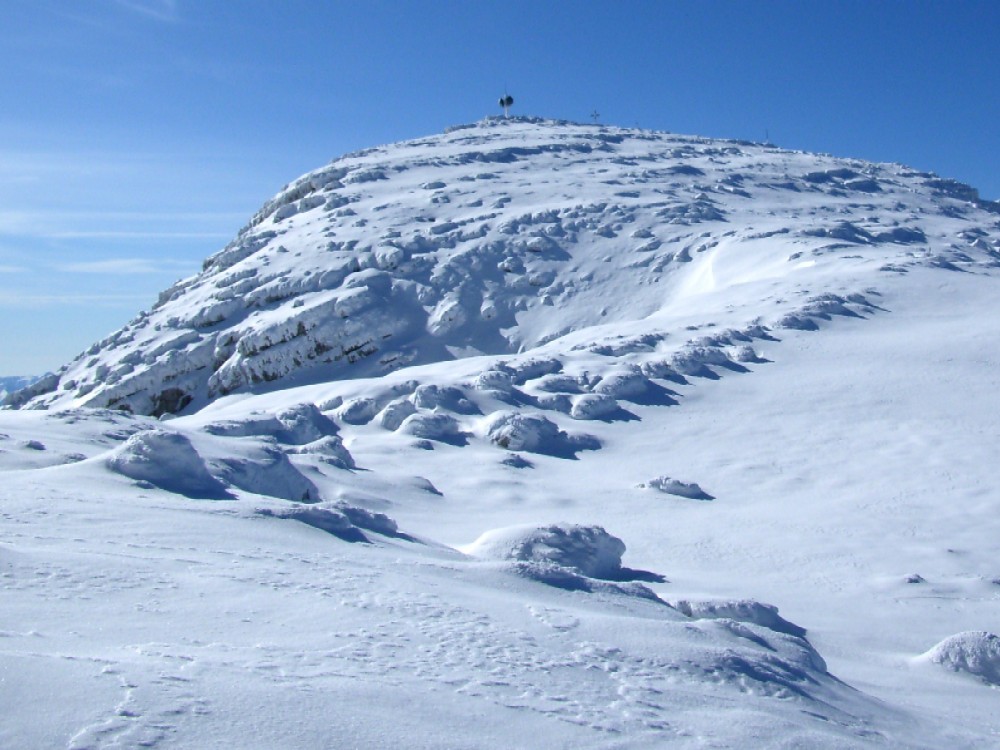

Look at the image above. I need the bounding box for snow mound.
[639,476,715,500]
[569,393,620,420]
[106,429,230,499]
[920,631,1000,685]
[411,384,479,414]
[462,523,627,579]
[672,599,807,638]
[210,443,320,502]
[530,373,584,394]
[204,403,337,445]
[335,397,380,425]
[473,369,514,395]
[376,397,417,430]
[286,435,356,469]
[203,414,284,438]
[397,412,467,446]
[483,411,599,457]
[272,403,339,444]
[593,370,650,400]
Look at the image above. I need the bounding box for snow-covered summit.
[8,117,999,415]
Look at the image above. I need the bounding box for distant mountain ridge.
[6,116,1000,415]
[0,375,37,401]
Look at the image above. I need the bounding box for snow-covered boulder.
[670,345,737,377]
[204,414,284,439]
[593,370,649,399]
[483,411,598,456]
[376,397,418,431]
[462,523,627,579]
[411,384,478,414]
[473,368,514,395]
[535,393,572,413]
[204,403,337,445]
[273,403,339,444]
[210,444,320,502]
[287,435,356,470]
[484,412,558,452]
[397,412,466,445]
[530,373,584,394]
[919,631,1000,685]
[106,429,229,499]
[569,393,620,420]
[336,397,381,425]
[732,344,765,363]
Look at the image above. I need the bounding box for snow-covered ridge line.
[5,117,1000,415]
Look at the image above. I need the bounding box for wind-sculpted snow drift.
[4,118,1000,748]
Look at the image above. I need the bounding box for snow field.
[4,117,1000,747]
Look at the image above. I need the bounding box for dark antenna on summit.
[499,90,514,118]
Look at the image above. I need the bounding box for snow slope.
[3,118,1000,748]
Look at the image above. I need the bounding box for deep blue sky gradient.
[1,0,998,374]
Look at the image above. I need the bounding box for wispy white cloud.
[110,0,178,23]
[1,210,245,222]
[0,291,150,308]
[0,265,28,274]
[55,258,197,274]
[48,230,231,240]
[0,150,156,184]
[0,209,241,241]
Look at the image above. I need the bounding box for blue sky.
[2,0,998,375]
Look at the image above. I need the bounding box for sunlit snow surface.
[3,118,1000,748]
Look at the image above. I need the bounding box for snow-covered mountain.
[3,118,1000,748]
[8,116,998,415]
